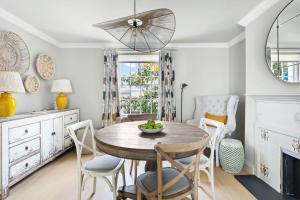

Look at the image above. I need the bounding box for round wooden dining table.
[95,121,209,164]
[95,121,209,199]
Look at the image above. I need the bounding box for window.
[271,53,300,82]
[118,52,159,116]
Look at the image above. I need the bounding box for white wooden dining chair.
[177,118,224,200]
[66,120,126,200]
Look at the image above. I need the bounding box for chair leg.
[121,164,126,186]
[210,167,216,200]
[130,160,134,175]
[92,177,97,196]
[134,161,138,184]
[112,174,117,200]
[216,145,220,167]
[130,160,139,184]
[77,172,83,200]
[137,186,142,200]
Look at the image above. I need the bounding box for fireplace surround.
[252,95,300,195]
[282,148,300,199]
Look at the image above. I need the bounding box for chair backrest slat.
[199,118,224,160]
[66,120,97,167]
[153,134,209,198]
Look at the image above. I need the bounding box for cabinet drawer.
[9,153,40,181]
[64,137,73,149]
[9,123,41,144]
[64,113,78,125]
[9,138,40,163]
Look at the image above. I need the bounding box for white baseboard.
[244,160,255,174]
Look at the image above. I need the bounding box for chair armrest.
[222,124,235,137]
[185,119,199,127]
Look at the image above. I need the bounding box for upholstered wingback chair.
[186,95,239,166]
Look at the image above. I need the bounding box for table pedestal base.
[117,185,137,200]
[144,160,157,172]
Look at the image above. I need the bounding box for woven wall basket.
[36,54,55,80]
[0,31,30,75]
[24,75,40,93]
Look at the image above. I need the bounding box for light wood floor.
[6,150,256,200]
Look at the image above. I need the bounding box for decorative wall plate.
[36,54,55,80]
[0,31,30,75]
[24,75,40,93]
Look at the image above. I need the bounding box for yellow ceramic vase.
[0,92,16,117]
[56,92,68,110]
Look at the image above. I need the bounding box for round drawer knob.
[25,146,29,151]
[25,129,28,133]
[25,163,29,168]
[70,117,73,120]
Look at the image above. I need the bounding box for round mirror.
[266,0,300,83]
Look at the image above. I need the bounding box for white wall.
[229,40,246,142]
[244,0,300,172]
[0,18,103,129]
[0,18,63,114]
[59,49,104,128]
[174,48,230,122]
[0,15,244,133]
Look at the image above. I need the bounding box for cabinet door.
[41,119,54,161]
[53,117,63,154]
[256,128,281,192]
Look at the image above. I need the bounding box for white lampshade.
[51,79,72,93]
[0,71,25,93]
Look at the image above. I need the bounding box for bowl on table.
[138,120,164,134]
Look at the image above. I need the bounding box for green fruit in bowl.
[139,120,163,130]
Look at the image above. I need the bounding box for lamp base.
[56,92,68,110]
[0,92,16,117]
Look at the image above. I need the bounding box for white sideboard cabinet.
[0,109,79,199]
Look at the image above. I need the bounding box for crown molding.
[0,7,239,49]
[59,42,229,49]
[58,42,126,49]
[0,8,61,47]
[228,32,245,47]
[166,43,228,49]
[238,0,280,27]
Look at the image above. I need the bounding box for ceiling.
[0,0,263,43]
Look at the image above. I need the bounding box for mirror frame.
[265,0,299,84]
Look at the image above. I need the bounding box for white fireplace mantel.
[246,93,300,102]
[251,94,300,193]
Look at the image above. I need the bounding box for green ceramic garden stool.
[219,138,244,174]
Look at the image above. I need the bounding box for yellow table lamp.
[51,79,72,110]
[0,71,25,117]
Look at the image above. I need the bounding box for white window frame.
[118,55,159,115]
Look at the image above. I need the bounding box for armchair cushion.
[205,112,228,126]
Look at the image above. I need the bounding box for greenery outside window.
[118,52,159,116]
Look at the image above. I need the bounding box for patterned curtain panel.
[102,49,120,127]
[159,50,176,121]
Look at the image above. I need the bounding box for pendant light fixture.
[93,0,176,53]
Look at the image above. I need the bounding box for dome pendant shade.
[93,8,176,53]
